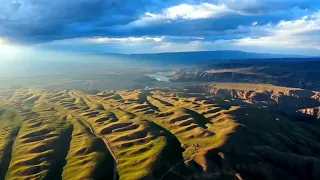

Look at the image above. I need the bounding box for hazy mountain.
[100,50,310,65]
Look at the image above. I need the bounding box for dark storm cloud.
[0,0,173,43]
[0,0,319,44]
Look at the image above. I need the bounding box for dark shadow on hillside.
[144,120,188,180]
[78,119,117,179]
[151,96,174,107]
[0,126,20,179]
[47,124,73,180]
[185,108,212,129]
[138,90,160,111]
[188,105,320,180]
[92,138,118,180]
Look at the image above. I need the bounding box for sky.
[0,0,320,58]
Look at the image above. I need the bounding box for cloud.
[222,0,319,13]
[0,0,108,43]
[1,0,318,43]
[235,11,320,50]
[37,9,320,56]
[0,0,319,55]
[143,3,236,21]
[89,36,164,44]
[0,0,163,43]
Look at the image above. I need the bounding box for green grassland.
[0,88,240,180]
[0,85,319,179]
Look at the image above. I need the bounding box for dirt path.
[78,118,118,180]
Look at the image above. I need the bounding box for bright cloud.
[235,11,320,50]
[136,3,237,26]
[158,3,235,20]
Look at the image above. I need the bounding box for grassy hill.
[0,86,319,179]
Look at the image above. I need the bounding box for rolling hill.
[0,84,319,180]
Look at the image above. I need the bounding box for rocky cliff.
[172,61,320,91]
[185,83,320,118]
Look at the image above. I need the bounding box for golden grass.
[207,82,300,91]
[0,87,243,180]
[5,102,72,180]
[62,116,108,180]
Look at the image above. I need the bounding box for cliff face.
[172,61,320,91]
[172,71,274,83]
[298,107,320,119]
[173,71,320,91]
[185,83,320,117]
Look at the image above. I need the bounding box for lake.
[145,74,170,82]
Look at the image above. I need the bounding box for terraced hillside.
[0,87,319,180]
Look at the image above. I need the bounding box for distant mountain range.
[99,50,313,65]
[3,50,317,77]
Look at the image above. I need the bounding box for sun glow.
[0,38,5,45]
